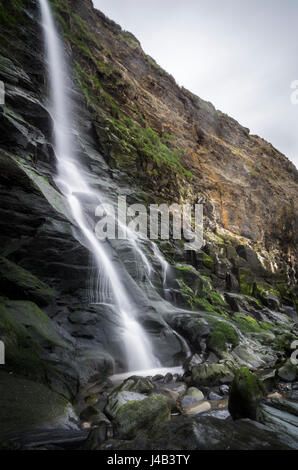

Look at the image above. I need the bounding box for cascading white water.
[38,0,159,371]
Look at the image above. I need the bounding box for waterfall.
[38,0,160,371]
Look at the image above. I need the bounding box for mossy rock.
[273,332,297,355]
[277,360,298,382]
[254,282,281,301]
[238,268,255,296]
[4,300,69,349]
[0,301,67,382]
[191,363,234,387]
[114,394,171,440]
[207,321,239,355]
[115,376,156,394]
[0,256,55,306]
[104,391,147,419]
[202,253,215,271]
[233,313,265,334]
[228,366,265,420]
[0,371,76,439]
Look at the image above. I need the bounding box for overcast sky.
[93,0,298,168]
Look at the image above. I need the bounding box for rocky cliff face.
[48,0,298,283]
[0,0,297,448]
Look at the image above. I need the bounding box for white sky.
[93,0,298,168]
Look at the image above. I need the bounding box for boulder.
[190,363,234,387]
[84,421,112,449]
[228,366,265,420]
[277,360,298,383]
[186,387,205,400]
[104,391,147,419]
[116,375,156,394]
[114,395,171,439]
[257,398,298,447]
[0,371,78,440]
[100,414,295,450]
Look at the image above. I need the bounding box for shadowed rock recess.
[0,0,297,450]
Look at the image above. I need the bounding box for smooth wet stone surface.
[0,372,78,440]
[208,391,222,400]
[183,401,211,416]
[100,414,296,450]
[257,398,298,447]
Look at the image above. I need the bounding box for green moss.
[194,297,218,313]
[202,253,214,270]
[50,0,192,182]
[228,366,265,420]
[254,282,281,300]
[119,31,140,48]
[0,372,72,437]
[260,321,275,330]
[0,256,54,306]
[4,300,68,349]
[147,56,166,76]
[238,268,255,296]
[0,303,47,381]
[105,116,193,178]
[175,263,194,272]
[208,321,239,353]
[114,395,170,439]
[273,332,296,354]
[0,0,27,27]
[233,313,264,334]
[207,290,228,307]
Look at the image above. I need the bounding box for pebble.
[208,391,222,401]
[267,392,283,399]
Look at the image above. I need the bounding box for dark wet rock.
[219,384,230,396]
[116,375,156,394]
[228,366,265,420]
[225,292,260,313]
[152,374,164,382]
[113,394,171,440]
[257,368,277,392]
[183,353,204,373]
[263,294,280,311]
[281,306,298,322]
[0,371,78,440]
[100,414,295,450]
[277,360,298,383]
[84,421,112,449]
[257,398,298,447]
[0,256,55,306]
[172,316,211,352]
[79,406,100,423]
[163,373,173,383]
